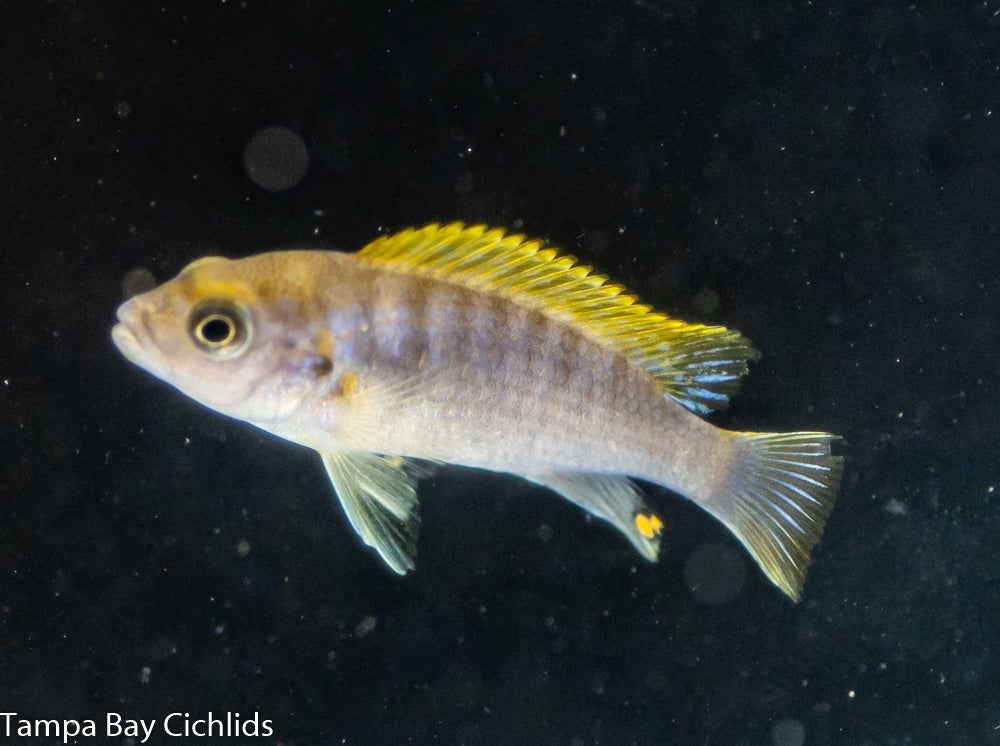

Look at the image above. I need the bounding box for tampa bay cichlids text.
[0,711,273,743]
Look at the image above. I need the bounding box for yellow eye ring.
[188,300,252,358]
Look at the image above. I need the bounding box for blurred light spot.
[121,268,157,299]
[535,522,554,544]
[771,717,806,746]
[243,125,309,192]
[683,541,747,604]
[693,287,720,316]
[354,614,377,638]
[885,498,908,515]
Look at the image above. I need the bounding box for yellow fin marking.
[634,512,664,539]
[358,223,760,413]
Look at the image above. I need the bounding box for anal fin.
[320,451,429,574]
[522,472,665,562]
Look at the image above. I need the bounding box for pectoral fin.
[522,472,665,562]
[320,451,429,574]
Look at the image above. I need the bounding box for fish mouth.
[111,298,147,364]
[111,321,141,361]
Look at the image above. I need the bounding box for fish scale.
[356,274,661,474]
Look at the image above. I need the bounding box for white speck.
[355,615,377,638]
[885,498,908,515]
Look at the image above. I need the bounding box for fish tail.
[708,431,843,601]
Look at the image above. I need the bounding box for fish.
[112,222,842,600]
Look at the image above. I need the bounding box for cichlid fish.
[112,223,842,600]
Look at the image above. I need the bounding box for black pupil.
[201,316,233,344]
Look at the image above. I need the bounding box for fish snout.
[115,296,138,323]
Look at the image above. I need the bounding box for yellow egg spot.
[635,512,664,539]
[340,371,359,397]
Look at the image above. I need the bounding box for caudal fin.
[712,431,842,601]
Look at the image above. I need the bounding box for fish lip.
[111,320,142,362]
[115,296,138,324]
[111,298,148,363]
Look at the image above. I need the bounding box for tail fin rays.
[714,432,842,601]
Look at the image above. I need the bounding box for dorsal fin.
[358,223,759,413]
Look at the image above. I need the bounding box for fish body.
[113,223,842,600]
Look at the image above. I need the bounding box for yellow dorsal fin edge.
[358,222,760,413]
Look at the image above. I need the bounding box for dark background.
[3,2,998,744]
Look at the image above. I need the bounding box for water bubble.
[243,125,310,192]
[683,541,747,604]
[121,267,157,299]
[771,717,806,746]
[354,614,377,638]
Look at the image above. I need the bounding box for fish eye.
[188,299,252,358]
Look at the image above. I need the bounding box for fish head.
[112,252,339,427]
